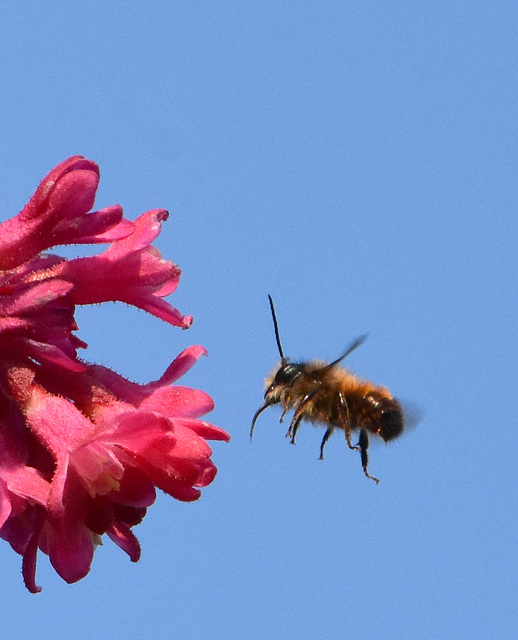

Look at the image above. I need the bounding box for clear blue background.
[1,3,517,639]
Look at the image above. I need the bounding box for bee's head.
[250,296,304,442]
[265,360,304,398]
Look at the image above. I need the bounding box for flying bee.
[250,296,405,483]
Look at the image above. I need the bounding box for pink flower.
[0,157,229,592]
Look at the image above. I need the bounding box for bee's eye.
[274,363,304,386]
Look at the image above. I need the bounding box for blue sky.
[1,2,517,639]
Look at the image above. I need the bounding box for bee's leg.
[345,427,359,452]
[319,426,335,459]
[287,413,304,444]
[286,390,319,443]
[358,429,379,484]
[279,405,290,424]
[338,392,360,452]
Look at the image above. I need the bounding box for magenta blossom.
[0,157,229,592]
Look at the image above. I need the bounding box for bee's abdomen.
[378,404,404,441]
[345,392,404,441]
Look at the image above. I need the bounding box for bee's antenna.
[324,333,369,370]
[268,295,286,362]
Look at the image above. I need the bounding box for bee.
[250,296,405,483]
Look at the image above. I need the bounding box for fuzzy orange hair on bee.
[250,296,405,483]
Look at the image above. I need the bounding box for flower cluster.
[0,157,229,592]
